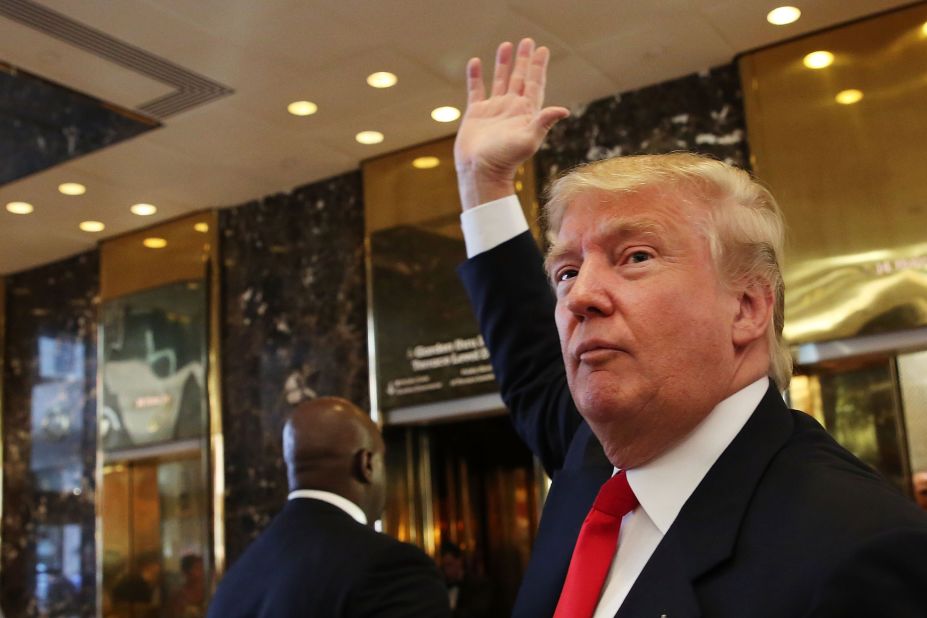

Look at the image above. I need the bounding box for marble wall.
[0,63,157,185]
[535,64,749,190]
[1,251,99,618]
[219,170,369,562]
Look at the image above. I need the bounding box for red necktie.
[553,470,638,618]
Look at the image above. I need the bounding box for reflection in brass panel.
[98,212,223,607]
[100,211,217,302]
[207,220,225,583]
[740,4,927,344]
[364,136,538,417]
[363,136,539,237]
[383,416,540,614]
[792,356,909,492]
[102,455,208,618]
[898,350,927,474]
[0,276,4,555]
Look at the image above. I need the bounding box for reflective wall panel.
[98,213,216,618]
[740,4,927,344]
[899,350,927,501]
[364,137,537,418]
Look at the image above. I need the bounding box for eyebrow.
[544,216,666,276]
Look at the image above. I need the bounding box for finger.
[507,38,535,96]
[466,58,485,104]
[532,106,570,136]
[523,46,551,109]
[491,41,514,97]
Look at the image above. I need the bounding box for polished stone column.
[1,251,99,618]
[219,170,369,564]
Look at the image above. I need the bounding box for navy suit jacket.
[459,231,927,618]
[207,499,450,617]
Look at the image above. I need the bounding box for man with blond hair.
[455,38,927,617]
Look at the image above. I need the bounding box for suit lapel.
[616,383,795,617]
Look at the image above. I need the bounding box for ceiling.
[0,0,914,275]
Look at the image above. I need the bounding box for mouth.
[573,341,624,363]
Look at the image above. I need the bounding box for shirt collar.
[625,377,770,534]
[288,489,368,525]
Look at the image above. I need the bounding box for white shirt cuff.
[460,195,529,258]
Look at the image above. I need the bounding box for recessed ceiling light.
[835,89,863,105]
[355,131,384,145]
[79,220,105,232]
[287,100,318,116]
[143,237,168,249]
[367,72,398,88]
[6,201,34,214]
[921,21,927,37]
[130,203,157,216]
[431,106,461,123]
[58,182,86,196]
[767,6,801,25]
[194,222,209,233]
[803,51,834,69]
[412,156,440,169]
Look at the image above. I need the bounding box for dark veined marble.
[535,63,749,191]
[219,170,368,562]
[0,62,158,185]
[1,251,99,618]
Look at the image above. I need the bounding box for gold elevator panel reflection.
[98,212,220,617]
[383,415,544,617]
[740,3,927,344]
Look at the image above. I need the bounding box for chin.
[574,387,634,425]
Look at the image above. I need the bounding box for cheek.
[554,306,574,352]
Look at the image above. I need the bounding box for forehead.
[554,187,708,246]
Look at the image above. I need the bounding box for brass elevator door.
[384,415,544,617]
[102,454,208,618]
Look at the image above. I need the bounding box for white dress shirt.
[460,195,770,613]
[288,489,367,525]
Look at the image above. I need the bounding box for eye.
[555,267,578,282]
[626,250,653,264]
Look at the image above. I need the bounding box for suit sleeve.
[805,526,927,618]
[348,540,451,618]
[458,231,581,474]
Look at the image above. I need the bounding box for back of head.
[283,397,386,522]
[544,152,792,389]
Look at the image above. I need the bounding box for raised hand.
[454,38,570,210]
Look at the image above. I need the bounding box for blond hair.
[544,152,792,389]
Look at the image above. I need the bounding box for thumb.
[533,106,570,135]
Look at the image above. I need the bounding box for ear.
[353,449,375,485]
[732,280,774,348]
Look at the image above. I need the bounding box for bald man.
[208,397,450,617]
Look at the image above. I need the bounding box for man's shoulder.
[756,409,927,536]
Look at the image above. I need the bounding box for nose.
[564,262,614,321]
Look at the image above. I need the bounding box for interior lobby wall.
[534,63,749,192]
[215,59,748,566]
[0,57,749,596]
[218,170,369,563]
[1,251,99,618]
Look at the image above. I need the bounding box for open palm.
[454,39,569,209]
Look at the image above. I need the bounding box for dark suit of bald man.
[208,496,450,618]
